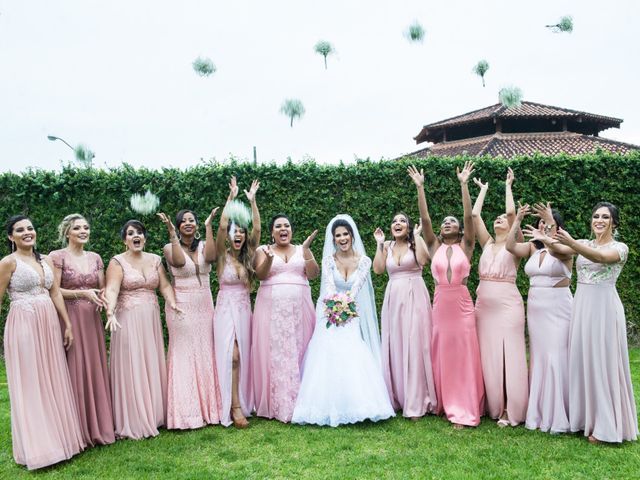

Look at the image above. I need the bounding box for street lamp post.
[47,135,95,163]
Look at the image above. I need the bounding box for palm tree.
[280,99,305,127]
[314,40,335,69]
[473,60,490,87]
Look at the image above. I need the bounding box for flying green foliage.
[74,144,95,167]
[546,15,573,33]
[130,190,160,215]
[314,40,335,70]
[192,57,216,77]
[280,99,305,127]
[473,60,490,87]
[224,199,252,229]
[499,86,523,108]
[405,21,425,43]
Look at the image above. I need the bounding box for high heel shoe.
[231,406,249,429]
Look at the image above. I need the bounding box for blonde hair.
[57,213,88,245]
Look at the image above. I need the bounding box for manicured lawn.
[1,351,639,479]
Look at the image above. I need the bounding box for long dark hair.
[592,201,620,232]
[331,219,355,240]
[390,212,417,264]
[221,223,258,288]
[6,215,42,263]
[175,210,200,252]
[532,209,565,250]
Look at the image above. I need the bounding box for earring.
[195,231,201,240]
[271,236,275,244]
[11,241,16,252]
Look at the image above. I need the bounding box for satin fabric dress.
[569,240,638,442]
[475,243,528,425]
[48,249,115,446]
[524,248,572,433]
[380,243,437,417]
[430,243,484,426]
[214,254,254,425]
[4,258,85,469]
[252,245,315,422]
[166,241,223,429]
[110,253,167,439]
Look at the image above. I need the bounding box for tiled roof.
[405,132,640,159]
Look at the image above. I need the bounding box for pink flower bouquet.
[323,291,358,328]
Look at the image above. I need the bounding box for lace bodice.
[8,256,53,304]
[478,243,517,283]
[386,242,422,279]
[49,249,103,290]
[169,242,211,290]
[114,253,161,310]
[260,245,309,286]
[524,248,571,288]
[322,255,372,297]
[576,240,628,285]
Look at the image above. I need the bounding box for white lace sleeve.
[350,256,372,297]
[321,256,337,296]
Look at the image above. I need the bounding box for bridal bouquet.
[324,292,358,328]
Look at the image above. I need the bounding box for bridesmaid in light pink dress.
[373,213,436,419]
[409,163,484,428]
[1,215,85,470]
[472,169,528,427]
[252,213,319,423]
[158,207,223,430]
[215,178,260,428]
[105,220,180,439]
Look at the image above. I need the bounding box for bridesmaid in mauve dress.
[410,163,484,428]
[49,214,115,446]
[105,219,181,439]
[471,169,528,427]
[555,202,638,444]
[158,206,224,430]
[506,203,574,433]
[1,215,85,470]
[373,208,436,419]
[252,213,319,423]
[214,178,261,428]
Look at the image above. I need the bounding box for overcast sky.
[1,0,638,172]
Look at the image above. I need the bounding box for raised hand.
[506,167,515,187]
[374,227,385,244]
[303,230,319,250]
[531,202,554,224]
[553,228,575,246]
[106,312,122,332]
[204,207,219,228]
[228,176,239,200]
[262,245,275,258]
[456,161,475,184]
[407,165,424,187]
[157,212,177,238]
[473,177,488,190]
[414,221,423,238]
[516,202,531,222]
[523,224,548,243]
[63,326,74,351]
[244,179,260,202]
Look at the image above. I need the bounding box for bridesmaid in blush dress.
[104,219,181,439]
[49,214,115,446]
[1,215,85,470]
[410,163,484,428]
[157,205,224,430]
[215,178,261,428]
[252,214,318,423]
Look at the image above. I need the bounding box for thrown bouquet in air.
[324,292,358,328]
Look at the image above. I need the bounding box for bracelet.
[544,224,555,233]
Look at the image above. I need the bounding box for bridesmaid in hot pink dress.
[105,219,181,439]
[252,213,318,423]
[158,207,224,430]
[472,170,528,427]
[1,215,85,470]
[49,214,115,446]
[409,163,484,428]
[373,211,436,419]
[215,178,260,428]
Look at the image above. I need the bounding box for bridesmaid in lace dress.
[104,219,181,439]
[0,215,85,469]
[215,178,260,428]
[252,214,319,423]
[555,202,638,444]
[157,204,223,430]
[49,214,115,446]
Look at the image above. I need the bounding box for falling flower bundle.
[130,190,160,215]
[314,40,335,70]
[280,98,306,127]
[405,21,425,43]
[546,15,573,33]
[473,60,490,87]
[192,56,216,77]
[324,291,358,328]
[74,144,95,166]
[224,199,252,229]
[499,86,523,108]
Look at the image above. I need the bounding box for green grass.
[2,351,640,479]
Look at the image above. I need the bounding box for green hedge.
[1,153,639,352]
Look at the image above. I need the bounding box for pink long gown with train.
[475,243,528,425]
[430,243,484,426]
[110,253,167,439]
[214,254,254,425]
[4,257,85,470]
[252,245,315,423]
[166,241,223,429]
[380,243,437,417]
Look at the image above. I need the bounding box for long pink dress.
[431,243,484,426]
[252,245,315,422]
[4,257,85,470]
[110,253,167,439]
[166,242,223,429]
[381,243,437,417]
[215,254,253,425]
[49,249,115,446]
[475,243,528,425]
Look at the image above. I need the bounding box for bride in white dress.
[292,215,395,426]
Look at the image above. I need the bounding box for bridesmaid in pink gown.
[252,214,319,423]
[105,219,181,439]
[49,214,115,446]
[373,210,436,419]
[472,169,528,427]
[1,215,85,469]
[158,206,224,430]
[215,178,261,428]
[409,163,485,428]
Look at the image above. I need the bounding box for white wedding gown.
[292,255,395,427]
